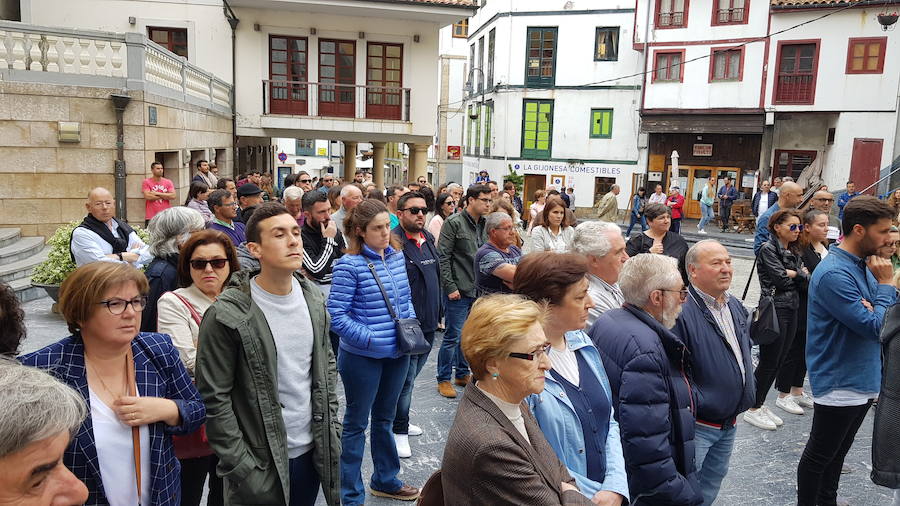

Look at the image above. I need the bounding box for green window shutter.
[590,109,613,139]
[522,99,553,159]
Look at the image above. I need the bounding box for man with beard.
[798,196,896,506]
[589,254,702,506]
[391,191,442,458]
[300,190,344,295]
[673,240,754,506]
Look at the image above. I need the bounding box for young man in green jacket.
[196,202,341,506]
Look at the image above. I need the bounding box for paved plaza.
[19,256,895,505]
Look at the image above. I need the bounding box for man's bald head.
[809,190,834,212]
[85,187,115,223]
[778,181,803,209]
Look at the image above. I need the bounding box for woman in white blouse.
[156,229,239,506]
[527,189,547,233]
[531,196,575,253]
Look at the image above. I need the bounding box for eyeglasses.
[659,289,688,302]
[403,207,428,215]
[508,343,552,361]
[98,296,147,315]
[190,258,229,270]
[788,224,804,232]
[299,179,312,183]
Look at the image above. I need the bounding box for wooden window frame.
[708,46,744,82]
[846,37,887,74]
[147,26,188,58]
[594,27,620,61]
[655,0,689,29]
[652,49,686,83]
[521,99,554,160]
[590,108,614,139]
[452,19,469,38]
[711,0,749,26]
[487,28,496,90]
[773,39,820,105]
[524,27,558,87]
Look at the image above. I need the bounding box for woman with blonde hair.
[440,293,593,505]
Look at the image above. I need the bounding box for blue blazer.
[528,330,629,501]
[19,332,205,505]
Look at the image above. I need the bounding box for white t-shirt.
[251,276,315,458]
[548,343,580,387]
[89,388,150,505]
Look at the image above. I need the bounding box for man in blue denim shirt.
[798,196,896,506]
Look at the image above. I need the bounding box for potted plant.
[31,221,150,303]
[878,11,898,30]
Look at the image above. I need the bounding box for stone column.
[372,142,387,189]
[343,141,358,182]
[408,143,429,184]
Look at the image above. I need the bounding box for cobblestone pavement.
[19,254,895,505]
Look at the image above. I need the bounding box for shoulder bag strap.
[170,292,203,326]
[125,348,141,502]
[741,251,760,302]
[368,263,398,321]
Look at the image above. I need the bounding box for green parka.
[195,270,341,505]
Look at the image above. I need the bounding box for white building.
[463,0,645,212]
[432,20,470,185]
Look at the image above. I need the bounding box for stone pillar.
[343,141,358,182]
[372,142,387,189]
[408,143,429,184]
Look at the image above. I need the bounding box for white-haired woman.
[141,207,206,333]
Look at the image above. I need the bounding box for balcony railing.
[775,74,815,104]
[263,80,411,121]
[658,11,685,27]
[0,21,232,114]
[716,8,745,23]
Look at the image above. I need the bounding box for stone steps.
[0,228,50,302]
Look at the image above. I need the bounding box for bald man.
[70,187,150,267]
[754,181,803,255]
[808,190,842,241]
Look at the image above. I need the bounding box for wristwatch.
[116,252,123,261]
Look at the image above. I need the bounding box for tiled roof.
[770,0,861,7]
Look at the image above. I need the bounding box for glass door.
[686,168,713,219]
[319,39,356,118]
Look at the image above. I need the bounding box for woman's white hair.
[0,358,86,458]
[148,206,205,257]
[618,253,681,307]
[572,221,621,258]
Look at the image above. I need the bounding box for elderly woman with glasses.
[440,294,593,505]
[19,262,204,505]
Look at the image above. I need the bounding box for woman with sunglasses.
[19,262,204,505]
[428,193,456,246]
[744,208,808,431]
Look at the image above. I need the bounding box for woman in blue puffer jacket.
[327,198,420,505]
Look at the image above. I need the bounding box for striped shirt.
[695,288,745,380]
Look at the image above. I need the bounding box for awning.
[641,112,765,134]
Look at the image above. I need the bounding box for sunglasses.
[445,200,457,206]
[299,179,312,183]
[190,258,229,270]
[403,207,428,215]
[788,224,804,232]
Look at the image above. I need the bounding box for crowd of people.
[2,163,900,506]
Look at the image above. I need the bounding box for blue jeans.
[289,450,320,506]
[338,350,411,505]
[626,213,647,235]
[393,332,434,434]
[698,203,715,231]
[437,296,473,382]
[694,423,737,506]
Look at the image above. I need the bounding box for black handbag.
[742,255,781,346]
[367,263,430,355]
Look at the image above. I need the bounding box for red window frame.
[773,39,820,105]
[147,26,188,58]
[652,49,686,82]
[846,37,887,74]
[711,0,749,25]
[708,46,744,82]
[655,0,690,29]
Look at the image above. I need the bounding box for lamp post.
[465,67,486,119]
[110,93,131,221]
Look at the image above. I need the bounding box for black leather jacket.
[757,237,807,309]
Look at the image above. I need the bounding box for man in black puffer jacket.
[589,253,702,506]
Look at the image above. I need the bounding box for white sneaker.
[761,405,784,426]
[776,395,804,415]
[794,392,814,409]
[743,409,777,430]
[408,424,423,437]
[394,433,411,458]
[697,229,707,235]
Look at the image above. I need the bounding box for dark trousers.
[797,402,872,505]
[626,214,647,235]
[720,204,732,230]
[289,450,321,506]
[671,217,682,234]
[179,455,223,506]
[754,306,797,408]
[776,316,807,393]
[393,333,433,434]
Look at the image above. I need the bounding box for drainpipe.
[638,0,653,190]
[110,93,131,221]
[223,0,239,177]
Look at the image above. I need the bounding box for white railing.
[0,21,232,113]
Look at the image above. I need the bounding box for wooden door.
[319,39,356,118]
[523,174,546,220]
[685,167,713,219]
[850,138,883,195]
[269,35,308,115]
[366,42,403,120]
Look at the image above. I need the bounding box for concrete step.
[0,236,44,266]
[9,277,47,303]
[0,245,50,284]
[0,228,21,249]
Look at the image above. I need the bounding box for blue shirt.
[837,191,859,220]
[753,203,780,255]
[806,245,897,398]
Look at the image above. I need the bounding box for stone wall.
[0,81,232,237]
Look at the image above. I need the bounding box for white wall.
[634,0,771,45]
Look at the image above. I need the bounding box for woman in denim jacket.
[517,252,629,504]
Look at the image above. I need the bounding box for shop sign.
[693,144,713,157]
[512,162,622,176]
[317,147,327,156]
[447,146,461,160]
